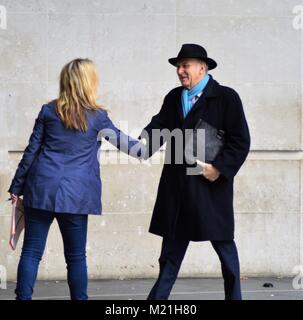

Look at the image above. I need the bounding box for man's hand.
[196,159,220,182]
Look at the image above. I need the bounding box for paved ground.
[1,277,303,300]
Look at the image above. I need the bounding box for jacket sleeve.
[8,105,46,195]
[97,111,145,159]
[139,94,170,158]
[211,89,250,180]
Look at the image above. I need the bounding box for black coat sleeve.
[212,89,250,180]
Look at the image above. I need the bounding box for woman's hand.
[10,193,18,204]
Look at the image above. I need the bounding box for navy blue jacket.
[8,101,143,215]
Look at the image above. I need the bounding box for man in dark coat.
[140,44,250,300]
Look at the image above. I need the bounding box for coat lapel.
[175,87,184,125]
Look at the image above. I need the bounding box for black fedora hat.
[168,44,217,70]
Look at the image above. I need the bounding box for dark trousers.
[147,238,242,300]
[15,207,88,300]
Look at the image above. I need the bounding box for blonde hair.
[56,58,104,132]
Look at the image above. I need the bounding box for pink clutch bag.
[9,198,25,250]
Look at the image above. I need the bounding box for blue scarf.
[181,74,210,118]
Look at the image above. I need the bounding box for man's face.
[176,58,207,89]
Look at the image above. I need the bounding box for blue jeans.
[15,207,88,300]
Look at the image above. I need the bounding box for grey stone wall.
[0,0,302,280]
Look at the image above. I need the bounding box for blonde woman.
[8,58,144,300]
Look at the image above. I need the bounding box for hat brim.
[168,56,217,70]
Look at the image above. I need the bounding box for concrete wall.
[0,0,302,280]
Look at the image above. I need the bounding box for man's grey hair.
[199,60,209,73]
